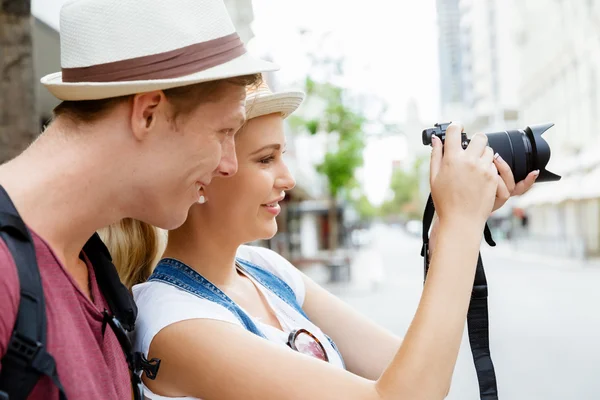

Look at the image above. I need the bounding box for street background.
[305,224,600,400]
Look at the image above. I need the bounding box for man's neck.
[0,123,129,274]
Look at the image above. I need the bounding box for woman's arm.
[301,271,402,380]
[146,318,380,400]
[376,219,483,398]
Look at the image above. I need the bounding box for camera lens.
[421,122,561,183]
[485,123,560,183]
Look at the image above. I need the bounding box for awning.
[517,164,600,207]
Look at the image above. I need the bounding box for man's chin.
[152,203,190,231]
[153,215,185,231]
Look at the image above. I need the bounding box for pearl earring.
[199,195,206,204]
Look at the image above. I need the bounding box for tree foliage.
[291,76,366,198]
[290,76,367,250]
[380,155,428,220]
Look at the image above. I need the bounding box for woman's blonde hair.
[98,219,166,289]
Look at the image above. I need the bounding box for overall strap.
[149,259,267,338]
[236,256,346,368]
[236,257,309,319]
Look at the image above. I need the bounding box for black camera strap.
[420,193,499,399]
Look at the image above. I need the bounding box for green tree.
[351,192,378,221]
[380,155,427,220]
[290,77,366,251]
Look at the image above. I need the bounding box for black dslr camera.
[422,122,561,183]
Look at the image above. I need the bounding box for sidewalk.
[302,245,392,294]
[302,234,600,295]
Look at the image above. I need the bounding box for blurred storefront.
[509,1,600,259]
[516,147,600,259]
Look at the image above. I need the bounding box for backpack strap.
[421,193,499,400]
[0,185,67,400]
[83,233,160,383]
[83,233,137,331]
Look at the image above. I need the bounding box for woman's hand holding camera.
[492,155,539,212]
[429,121,498,231]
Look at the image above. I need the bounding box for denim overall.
[148,257,345,367]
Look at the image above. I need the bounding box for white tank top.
[132,245,345,400]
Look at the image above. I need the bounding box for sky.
[32,0,441,205]
[249,0,439,120]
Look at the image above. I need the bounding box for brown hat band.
[61,33,246,83]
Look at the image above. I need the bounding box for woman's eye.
[259,156,275,164]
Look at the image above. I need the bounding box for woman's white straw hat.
[41,0,279,101]
[245,82,305,120]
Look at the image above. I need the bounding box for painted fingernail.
[494,153,501,161]
[533,170,540,178]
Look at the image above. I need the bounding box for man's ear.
[130,91,166,141]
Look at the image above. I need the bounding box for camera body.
[422,122,470,149]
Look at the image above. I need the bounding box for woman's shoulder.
[132,280,242,355]
[133,280,239,321]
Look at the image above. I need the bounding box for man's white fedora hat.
[245,82,305,120]
[41,0,279,101]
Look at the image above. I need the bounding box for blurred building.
[514,0,600,158]
[436,0,467,120]
[436,0,521,130]
[457,0,521,133]
[513,0,600,258]
[434,0,600,258]
[32,18,60,126]
[435,0,522,226]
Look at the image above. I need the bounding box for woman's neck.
[163,219,241,288]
